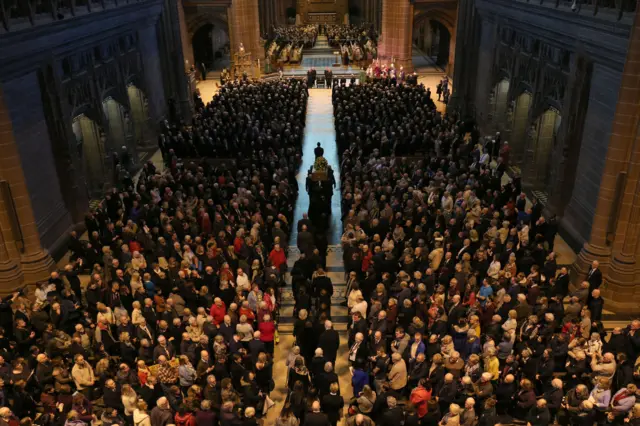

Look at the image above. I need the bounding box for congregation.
[0,78,312,426]
[0,43,640,426]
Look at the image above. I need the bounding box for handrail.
[0,0,150,33]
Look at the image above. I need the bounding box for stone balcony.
[0,0,154,34]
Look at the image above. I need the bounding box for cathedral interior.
[1,0,640,424]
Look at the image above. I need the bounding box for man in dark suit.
[304,401,331,426]
[297,212,313,233]
[321,382,344,426]
[586,260,602,303]
[136,320,155,343]
[318,321,340,365]
[380,396,404,426]
[437,373,458,416]
[348,333,369,365]
[447,295,466,330]
[588,289,604,322]
[248,332,266,363]
[553,267,570,298]
[312,269,333,299]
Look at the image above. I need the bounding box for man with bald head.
[496,374,517,414]
[590,352,616,379]
[346,412,375,426]
[438,372,458,415]
[526,398,551,425]
[303,400,330,426]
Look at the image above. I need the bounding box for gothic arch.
[413,8,457,75]
[186,13,229,40]
[413,9,455,36]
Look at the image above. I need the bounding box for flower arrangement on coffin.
[313,156,328,172]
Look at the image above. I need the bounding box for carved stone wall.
[0,0,175,265]
[458,0,631,252]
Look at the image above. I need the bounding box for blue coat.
[352,368,369,396]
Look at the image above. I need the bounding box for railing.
[516,0,636,21]
[0,0,150,33]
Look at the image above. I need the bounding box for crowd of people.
[162,79,308,159]
[266,25,318,65]
[270,26,319,48]
[333,79,436,157]
[325,24,377,46]
[2,54,640,426]
[319,78,640,425]
[0,79,312,426]
[325,24,378,66]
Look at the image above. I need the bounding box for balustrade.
[0,0,150,33]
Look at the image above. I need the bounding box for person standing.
[322,383,344,426]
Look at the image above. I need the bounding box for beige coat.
[71,363,95,390]
[122,393,137,416]
[388,359,407,390]
[429,247,444,270]
[442,413,460,426]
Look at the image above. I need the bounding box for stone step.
[279,304,349,318]
[281,288,348,303]
[277,322,348,335]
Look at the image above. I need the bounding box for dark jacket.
[303,412,331,426]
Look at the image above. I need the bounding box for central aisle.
[265,88,353,424]
[290,88,342,246]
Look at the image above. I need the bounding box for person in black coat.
[248,334,266,364]
[536,349,555,391]
[421,400,442,426]
[379,396,404,426]
[542,378,564,421]
[588,289,604,322]
[304,401,330,426]
[527,399,551,426]
[103,379,124,413]
[586,261,602,293]
[318,321,340,365]
[552,267,570,298]
[495,374,517,414]
[321,382,344,426]
[437,373,457,415]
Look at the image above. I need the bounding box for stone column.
[170,0,192,121]
[139,23,167,126]
[0,87,54,286]
[269,0,276,35]
[230,0,262,66]
[0,213,22,292]
[0,89,23,291]
[573,6,640,311]
[378,0,413,70]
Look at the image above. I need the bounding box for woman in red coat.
[410,378,432,419]
[258,314,276,355]
[269,244,287,272]
[209,298,226,325]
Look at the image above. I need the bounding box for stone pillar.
[0,87,54,286]
[139,23,167,126]
[229,0,262,66]
[169,0,192,121]
[0,212,22,292]
[378,0,413,70]
[423,20,432,55]
[573,6,640,312]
